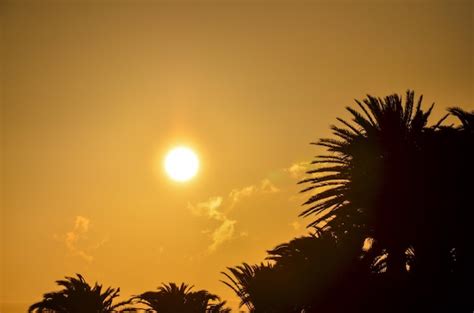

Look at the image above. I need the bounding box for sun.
[164,146,199,182]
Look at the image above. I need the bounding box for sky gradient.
[1,1,472,312]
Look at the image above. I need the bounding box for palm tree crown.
[132,282,230,313]
[300,90,436,274]
[29,274,128,313]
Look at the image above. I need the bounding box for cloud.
[189,178,280,252]
[62,216,93,262]
[57,216,107,263]
[209,219,236,252]
[229,179,279,206]
[189,196,224,220]
[260,179,279,193]
[188,197,236,252]
[73,216,90,233]
[229,186,256,203]
[285,162,310,179]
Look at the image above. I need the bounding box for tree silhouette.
[298,91,474,311]
[299,90,436,274]
[221,263,280,313]
[223,232,376,313]
[28,274,129,313]
[268,232,376,313]
[419,106,474,311]
[449,107,474,132]
[132,282,230,313]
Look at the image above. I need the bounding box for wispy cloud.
[229,179,279,206]
[285,161,310,179]
[189,178,280,252]
[56,216,107,263]
[209,219,236,252]
[64,216,93,262]
[188,196,236,252]
[260,178,280,193]
[188,166,316,253]
[189,196,224,220]
[229,185,256,203]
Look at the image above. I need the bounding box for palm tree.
[450,107,474,310]
[420,107,474,311]
[299,90,435,275]
[269,232,375,313]
[449,107,474,132]
[222,232,377,313]
[29,274,129,313]
[299,91,474,311]
[132,282,230,313]
[221,263,281,313]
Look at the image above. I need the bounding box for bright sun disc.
[164,146,199,182]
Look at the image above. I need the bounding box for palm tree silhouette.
[269,232,376,313]
[298,91,474,311]
[132,282,230,313]
[299,90,437,275]
[419,106,474,311]
[223,232,376,313]
[221,263,279,313]
[449,107,474,132]
[29,274,129,313]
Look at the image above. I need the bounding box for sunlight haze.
[1,1,472,312]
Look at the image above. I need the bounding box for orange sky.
[1,1,472,312]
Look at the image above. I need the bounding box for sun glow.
[164,146,199,182]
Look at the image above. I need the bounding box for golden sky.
[1,1,472,312]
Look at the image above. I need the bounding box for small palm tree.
[132,282,230,313]
[29,274,129,313]
[221,263,280,313]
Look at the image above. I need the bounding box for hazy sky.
[1,1,472,312]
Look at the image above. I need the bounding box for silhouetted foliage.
[223,232,377,313]
[28,274,129,313]
[297,91,473,311]
[221,262,278,312]
[132,282,231,313]
[299,90,437,274]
